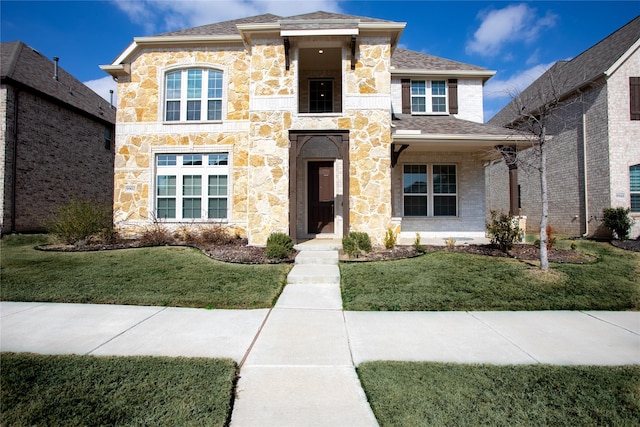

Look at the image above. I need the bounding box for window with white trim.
[631,164,640,212]
[403,164,457,216]
[155,153,229,220]
[411,80,447,114]
[165,69,223,122]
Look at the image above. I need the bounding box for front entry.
[308,161,334,234]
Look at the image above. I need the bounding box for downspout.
[582,95,589,237]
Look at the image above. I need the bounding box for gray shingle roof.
[490,15,640,127]
[392,114,515,136]
[391,48,488,72]
[1,41,115,124]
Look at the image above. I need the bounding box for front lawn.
[358,362,640,426]
[0,234,290,309]
[341,240,639,311]
[1,353,236,426]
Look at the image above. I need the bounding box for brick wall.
[1,85,115,233]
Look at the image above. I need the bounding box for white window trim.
[151,148,232,223]
[159,64,228,124]
[410,79,448,115]
[402,163,458,217]
[631,164,640,213]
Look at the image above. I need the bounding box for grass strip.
[341,240,639,311]
[1,353,237,426]
[358,361,640,426]
[0,234,290,309]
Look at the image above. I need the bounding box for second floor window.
[165,69,223,122]
[411,80,447,114]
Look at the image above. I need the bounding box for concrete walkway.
[1,241,639,426]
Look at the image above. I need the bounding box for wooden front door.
[308,161,334,234]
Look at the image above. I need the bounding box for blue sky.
[2,0,639,120]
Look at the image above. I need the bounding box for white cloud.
[466,3,557,57]
[484,62,556,100]
[84,76,118,106]
[112,0,342,34]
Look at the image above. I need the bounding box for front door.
[308,161,335,234]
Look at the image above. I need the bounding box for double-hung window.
[155,153,229,220]
[631,164,640,212]
[403,164,457,216]
[411,80,447,114]
[165,69,223,122]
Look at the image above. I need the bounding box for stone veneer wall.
[114,36,394,245]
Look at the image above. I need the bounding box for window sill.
[409,113,450,116]
[297,113,343,118]
[163,120,224,125]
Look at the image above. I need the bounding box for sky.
[2,0,639,120]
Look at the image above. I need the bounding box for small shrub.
[173,225,198,245]
[384,228,397,249]
[486,210,520,252]
[534,225,557,250]
[602,207,633,240]
[139,223,173,246]
[342,232,372,258]
[414,232,426,253]
[200,225,235,246]
[445,236,456,248]
[46,197,113,245]
[265,232,294,259]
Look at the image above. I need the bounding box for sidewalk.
[1,244,639,426]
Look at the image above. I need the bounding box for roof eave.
[605,38,640,76]
[391,69,496,81]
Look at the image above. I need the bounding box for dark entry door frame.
[288,130,349,243]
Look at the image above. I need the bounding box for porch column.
[497,145,519,216]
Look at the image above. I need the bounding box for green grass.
[358,362,640,426]
[341,240,639,311]
[0,234,290,309]
[1,353,236,426]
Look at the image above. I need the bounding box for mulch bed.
[35,237,640,264]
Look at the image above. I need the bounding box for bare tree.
[494,69,583,270]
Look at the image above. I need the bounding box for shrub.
[199,225,236,246]
[413,233,426,253]
[602,207,633,240]
[384,228,397,249]
[342,231,372,258]
[139,222,173,246]
[486,210,520,252]
[534,224,557,250]
[445,236,456,248]
[46,197,113,245]
[265,232,294,259]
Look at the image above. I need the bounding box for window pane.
[432,97,446,112]
[208,100,222,120]
[182,198,202,219]
[631,194,640,213]
[183,175,202,196]
[157,155,177,166]
[209,154,228,165]
[403,165,427,194]
[166,72,181,99]
[404,196,427,216]
[432,81,446,96]
[434,195,457,216]
[630,165,640,192]
[157,176,176,196]
[208,71,222,98]
[309,80,333,113]
[208,175,228,196]
[187,69,202,99]
[183,154,202,166]
[433,165,456,194]
[186,100,201,121]
[157,198,176,219]
[208,198,228,219]
[411,97,426,113]
[166,100,180,121]
[411,81,426,95]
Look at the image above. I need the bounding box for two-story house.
[1,41,116,234]
[101,11,525,246]
[487,16,640,239]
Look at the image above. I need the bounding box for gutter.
[582,96,589,237]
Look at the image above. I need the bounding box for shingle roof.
[1,41,115,124]
[490,15,640,127]
[392,114,515,136]
[157,11,397,37]
[391,48,488,72]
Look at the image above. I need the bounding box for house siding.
[1,84,115,233]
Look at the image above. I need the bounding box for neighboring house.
[1,41,116,234]
[101,11,526,246]
[487,16,640,239]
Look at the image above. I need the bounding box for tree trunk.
[539,124,549,270]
